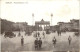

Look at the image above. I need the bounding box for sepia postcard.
[0,0,80,52]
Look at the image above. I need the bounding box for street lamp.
[32,13,34,26]
[32,13,34,32]
[51,13,53,26]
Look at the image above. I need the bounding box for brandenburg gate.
[35,19,50,31]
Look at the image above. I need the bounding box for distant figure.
[57,31,59,36]
[38,38,42,49]
[21,36,24,46]
[38,32,40,37]
[59,30,61,36]
[57,30,61,36]
[43,32,45,38]
[52,37,57,47]
[36,32,37,37]
[18,32,21,37]
[68,36,72,45]
[34,38,38,50]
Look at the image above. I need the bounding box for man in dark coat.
[35,32,37,37]
[57,30,59,36]
[52,37,56,47]
[59,30,61,36]
[43,32,45,38]
[21,36,24,46]
[34,38,38,50]
[38,32,40,37]
[18,32,21,37]
[38,38,42,49]
[68,36,72,45]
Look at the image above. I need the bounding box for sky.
[1,0,80,25]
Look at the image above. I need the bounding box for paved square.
[1,31,79,52]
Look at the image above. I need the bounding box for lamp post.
[51,13,53,26]
[32,13,34,32]
[32,13,34,26]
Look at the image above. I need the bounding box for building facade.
[57,19,79,31]
[58,22,73,31]
[70,19,79,30]
[13,22,28,31]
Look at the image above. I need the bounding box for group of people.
[57,30,67,36]
[34,31,45,50]
[20,31,44,49]
[34,38,42,50]
[20,31,72,50]
[34,32,45,39]
[57,30,61,36]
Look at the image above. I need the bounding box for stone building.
[58,22,73,31]
[70,19,79,30]
[57,19,79,31]
[13,22,28,31]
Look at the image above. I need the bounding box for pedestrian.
[38,38,42,49]
[52,37,57,47]
[68,36,72,45]
[38,32,40,37]
[59,30,61,36]
[57,31,59,36]
[34,38,38,50]
[18,32,21,37]
[43,32,45,38]
[21,36,24,46]
[36,32,37,37]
